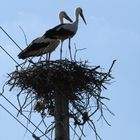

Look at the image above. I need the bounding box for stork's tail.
[18,39,60,59]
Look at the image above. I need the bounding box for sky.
[0,0,140,140]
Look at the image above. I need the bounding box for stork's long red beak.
[65,14,73,23]
[80,12,87,25]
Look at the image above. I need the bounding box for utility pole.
[54,92,69,140]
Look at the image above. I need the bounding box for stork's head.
[76,7,87,25]
[59,11,73,23]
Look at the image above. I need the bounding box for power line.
[0,26,22,50]
[0,45,20,66]
[0,104,33,135]
[0,104,42,140]
[0,93,51,140]
[0,26,51,140]
[0,26,45,66]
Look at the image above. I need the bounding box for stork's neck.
[74,12,79,24]
[60,18,63,24]
[59,15,63,24]
[72,12,79,32]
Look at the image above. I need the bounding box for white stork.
[18,11,73,60]
[44,7,87,60]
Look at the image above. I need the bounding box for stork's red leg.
[48,53,51,61]
[60,41,63,60]
[68,38,72,61]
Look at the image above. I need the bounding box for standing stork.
[18,11,73,60]
[44,7,87,60]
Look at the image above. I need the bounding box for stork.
[44,7,87,60]
[18,11,73,60]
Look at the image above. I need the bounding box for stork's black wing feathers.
[44,23,74,39]
[18,41,50,59]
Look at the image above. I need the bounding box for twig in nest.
[19,25,28,47]
[74,43,87,61]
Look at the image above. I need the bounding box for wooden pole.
[54,92,69,140]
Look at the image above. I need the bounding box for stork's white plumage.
[18,11,72,60]
[44,7,87,60]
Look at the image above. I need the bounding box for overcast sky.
[0,0,140,140]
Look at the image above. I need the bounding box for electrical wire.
[0,45,20,66]
[0,26,22,50]
[0,104,33,135]
[0,93,51,140]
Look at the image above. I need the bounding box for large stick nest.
[7,59,115,128]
